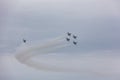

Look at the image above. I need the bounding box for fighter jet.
[67,32,71,36]
[66,38,70,41]
[23,39,26,43]
[73,35,77,39]
[73,41,77,45]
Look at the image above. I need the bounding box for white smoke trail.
[15,36,66,59]
[15,36,116,76]
[15,35,73,72]
[16,44,73,72]
[15,35,94,73]
[16,44,70,63]
[15,35,101,75]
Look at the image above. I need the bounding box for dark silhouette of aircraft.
[73,41,77,45]
[67,32,71,36]
[66,38,70,41]
[23,39,26,43]
[73,35,77,39]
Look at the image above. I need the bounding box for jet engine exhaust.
[14,34,119,76]
[15,35,74,72]
[15,35,99,74]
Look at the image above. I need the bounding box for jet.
[67,32,71,36]
[73,41,77,45]
[66,38,70,41]
[23,39,26,43]
[73,35,77,39]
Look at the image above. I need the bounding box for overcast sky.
[0,0,120,80]
[1,0,120,53]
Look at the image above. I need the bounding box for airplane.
[67,32,71,36]
[73,35,77,39]
[23,39,26,43]
[73,41,77,45]
[66,38,70,41]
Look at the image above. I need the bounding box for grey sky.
[1,0,120,53]
[0,0,120,80]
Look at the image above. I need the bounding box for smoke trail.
[15,36,66,59]
[15,35,100,74]
[15,36,108,76]
[16,44,70,63]
[15,35,72,71]
[15,35,88,73]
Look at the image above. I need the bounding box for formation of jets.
[66,32,78,45]
[23,32,78,45]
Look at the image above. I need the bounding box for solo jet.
[66,38,70,41]
[67,32,71,36]
[23,39,26,43]
[73,35,77,39]
[73,41,77,45]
